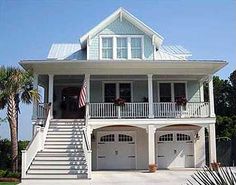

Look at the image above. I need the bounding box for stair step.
[27,169,87,174]
[47,132,83,135]
[48,128,83,132]
[45,141,83,145]
[24,174,87,179]
[30,164,87,170]
[34,156,85,161]
[46,138,83,142]
[32,160,86,165]
[37,152,85,156]
[44,145,82,149]
[46,135,82,138]
[49,126,84,129]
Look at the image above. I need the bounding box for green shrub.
[0,170,7,178]
[5,172,20,178]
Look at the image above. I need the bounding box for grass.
[0,183,18,185]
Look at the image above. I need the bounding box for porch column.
[48,74,54,117]
[148,74,154,118]
[85,74,90,121]
[32,74,38,119]
[208,123,217,163]
[208,75,215,117]
[199,81,204,102]
[147,125,156,165]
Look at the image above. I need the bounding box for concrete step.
[30,164,87,170]
[27,169,87,174]
[23,173,87,179]
[32,160,86,165]
[35,156,86,161]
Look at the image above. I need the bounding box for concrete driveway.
[20,169,198,185]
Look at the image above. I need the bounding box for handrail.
[82,129,91,151]
[82,129,91,179]
[21,103,52,178]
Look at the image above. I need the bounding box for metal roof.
[47,44,82,60]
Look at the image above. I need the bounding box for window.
[119,134,133,142]
[104,82,132,102]
[119,83,131,102]
[159,83,172,102]
[104,83,116,102]
[174,83,186,101]
[177,133,191,141]
[159,82,186,102]
[100,134,115,142]
[102,37,113,59]
[131,38,142,59]
[159,134,173,142]
[117,38,128,59]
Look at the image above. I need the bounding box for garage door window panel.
[100,134,115,142]
[159,134,173,142]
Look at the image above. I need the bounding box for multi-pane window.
[117,38,128,59]
[100,134,115,142]
[159,82,186,102]
[159,134,173,142]
[131,38,142,59]
[118,134,133,142]
[177,133,191,141]
[102,37,113,59]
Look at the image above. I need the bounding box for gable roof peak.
[80,7,164,48]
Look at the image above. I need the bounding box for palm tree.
[0,66,39,172]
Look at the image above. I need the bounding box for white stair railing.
[82,129,92,179]
[21,103,52,178]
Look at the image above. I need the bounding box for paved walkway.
[19,169,198,185]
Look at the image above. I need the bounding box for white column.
[148,74,154,118]
[32,74,38,119]
[147,125,156,165]
[199,81,204,102]
[208,75,215,117]
[208,123,217,163]
[85,74,90,103]
[48,74,54,117]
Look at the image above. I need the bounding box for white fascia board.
[80,7,164,48]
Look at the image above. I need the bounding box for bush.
[0,170,7,178]
[0,170,20,178]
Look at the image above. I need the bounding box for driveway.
[19,169,198,185]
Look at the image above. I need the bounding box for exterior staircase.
[24,119,88,180]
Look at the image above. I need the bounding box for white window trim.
[102,81,133,102]
[157,81,188,102]
[99,35,144,60]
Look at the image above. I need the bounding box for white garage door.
[97,131,136,170]
[157,131,194,169]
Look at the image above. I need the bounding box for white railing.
[37,103,49,119]
[82,129,92,179]
[90,102,149,118]
[90,102,209,119]
[153,102,210,118]
[21,104,51,178]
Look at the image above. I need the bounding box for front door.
[97,131,136,170]
[61,87,85,119]
[157,131,194,168]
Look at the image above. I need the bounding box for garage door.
[156,131,194,169]
[97,131,136,170]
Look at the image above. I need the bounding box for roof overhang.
[80,7,164,48]
[19,60,227,77]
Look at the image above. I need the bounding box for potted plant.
[176,97,187,106]
[148,164,157,173]
[113,98,125,106]
[210,161,221,171]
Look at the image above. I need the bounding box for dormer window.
[117,37,128,59]
[131,38,142,59]
[100,35,143,60]
[102,37,113,59]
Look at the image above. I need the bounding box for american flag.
[79,80,87,108]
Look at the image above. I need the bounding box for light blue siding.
[89,18,153,60]
[187,81,201,102]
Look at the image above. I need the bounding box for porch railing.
[37,103,50,119]
[89,102,209,119]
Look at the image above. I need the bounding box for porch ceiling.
[20,60,227,76]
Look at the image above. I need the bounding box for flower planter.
[210,162,221,171]
[148,164,157,173]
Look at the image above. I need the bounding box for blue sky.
[0,0,235,140]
